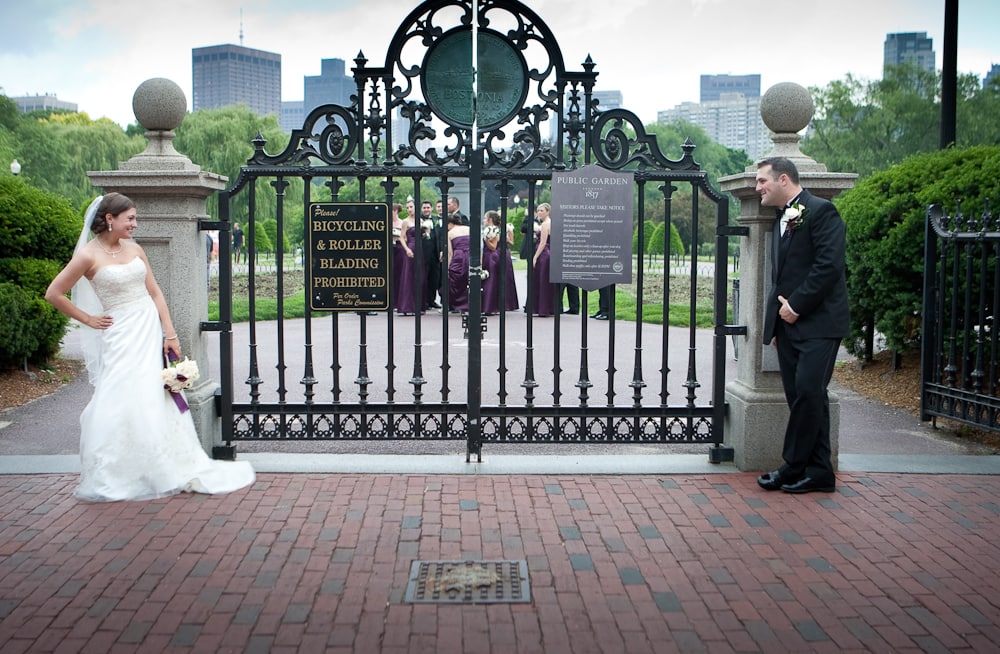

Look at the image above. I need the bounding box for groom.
[754,157,849,494]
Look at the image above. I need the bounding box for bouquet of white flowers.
[484,225,501,240]
[162,352,200,413]
[162,356,200,393]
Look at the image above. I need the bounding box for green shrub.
[0,177,78,261]
[0,282,70,367]
[836,144,1000,358]
[0,283,35,367]
[0,258,63,296]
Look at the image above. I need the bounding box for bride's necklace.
[96,237,123,258]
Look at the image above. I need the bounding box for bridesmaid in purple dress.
[446,213,471,312]
[481,210,519,315]
[395,207,422,315]
[531,203,557,316]
[390,203,405,310]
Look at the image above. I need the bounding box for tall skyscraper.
[659,74,768,160]
[304,58,355,116]
[985,64,1000,89]
[592,90,623,111]
[700,74,760,103]
[883,32,936,74]
[192,44,281,117]
[658,93,770,161]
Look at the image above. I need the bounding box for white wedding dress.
[76,257,255,502]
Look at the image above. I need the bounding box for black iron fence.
[921,201,1000,431]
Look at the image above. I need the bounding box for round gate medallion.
[422,28,528,130]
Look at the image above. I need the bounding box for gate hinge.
[200,321,231,332]
[718,324,748,336]
[718,225,749,237]
[200,220,227,232]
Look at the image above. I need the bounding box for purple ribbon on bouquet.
[164,350,190,413]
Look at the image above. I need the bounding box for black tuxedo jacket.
[762,189,850,344]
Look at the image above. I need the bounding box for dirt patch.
[0,358,85,412]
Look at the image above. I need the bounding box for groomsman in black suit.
[419,199,443,309]
[755,157,849,495]
[447,196,470,226]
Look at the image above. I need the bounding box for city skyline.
[1,0,997,129]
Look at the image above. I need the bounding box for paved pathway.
[1,471,999,652]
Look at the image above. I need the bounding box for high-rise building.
[280,101,305,133]
[548,89,623,144]
[304,58,355,116]
[700,74,760,103]
[592,90,623,111]
[10,94,77,114]
[658,91,770,161]
[192,44,281,117]
[985,64,1000,89]
[883,32,935,74]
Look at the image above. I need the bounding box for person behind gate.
[754,156,849,495]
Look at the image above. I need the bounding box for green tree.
[175,105,304,247]
[836,145,1000,359]
[643,119,749,250]
[804,64,1000,178]
[11,112,145,206]
[249,221,274,254]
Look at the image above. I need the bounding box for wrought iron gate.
[921,202,1000,431]
[210,0,739,461]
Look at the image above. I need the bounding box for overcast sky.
[1,0,997,129]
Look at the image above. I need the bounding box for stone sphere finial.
[132,78,187,131]
[760,82,814,134]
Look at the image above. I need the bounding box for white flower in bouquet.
[162,357,200,393]
[484,225,501,240]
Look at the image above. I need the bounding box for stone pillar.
[88,78,227,453]
[719,82,857,472]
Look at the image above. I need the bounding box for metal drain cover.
[405,560,530,604]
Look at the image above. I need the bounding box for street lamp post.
[10,159,21,176]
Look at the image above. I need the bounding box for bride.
[45,193,255,502]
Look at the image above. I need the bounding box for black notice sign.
[307,203,390,311]
[550,165,634,291]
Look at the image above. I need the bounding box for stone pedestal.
[718,82,856,472]
[87,78,228,453]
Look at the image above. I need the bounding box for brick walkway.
[1,471,999,653]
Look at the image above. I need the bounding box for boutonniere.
[782,203,809,233]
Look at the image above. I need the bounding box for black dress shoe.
[781,477,836,494]
[562,309,579,315]
[595,313,609,321]
[590,311,602,318]
[756,470,789,491]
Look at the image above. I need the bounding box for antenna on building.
[239,8,244,46]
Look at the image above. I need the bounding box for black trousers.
[597,286,612,315]
[774,322,840,482]
[561,284,579,313]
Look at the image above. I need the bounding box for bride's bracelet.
[164,334,179,341]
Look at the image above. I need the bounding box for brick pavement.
[1,471,999,653]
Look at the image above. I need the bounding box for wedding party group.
[390,196,521,316]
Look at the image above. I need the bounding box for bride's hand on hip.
[87,314,113,330]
